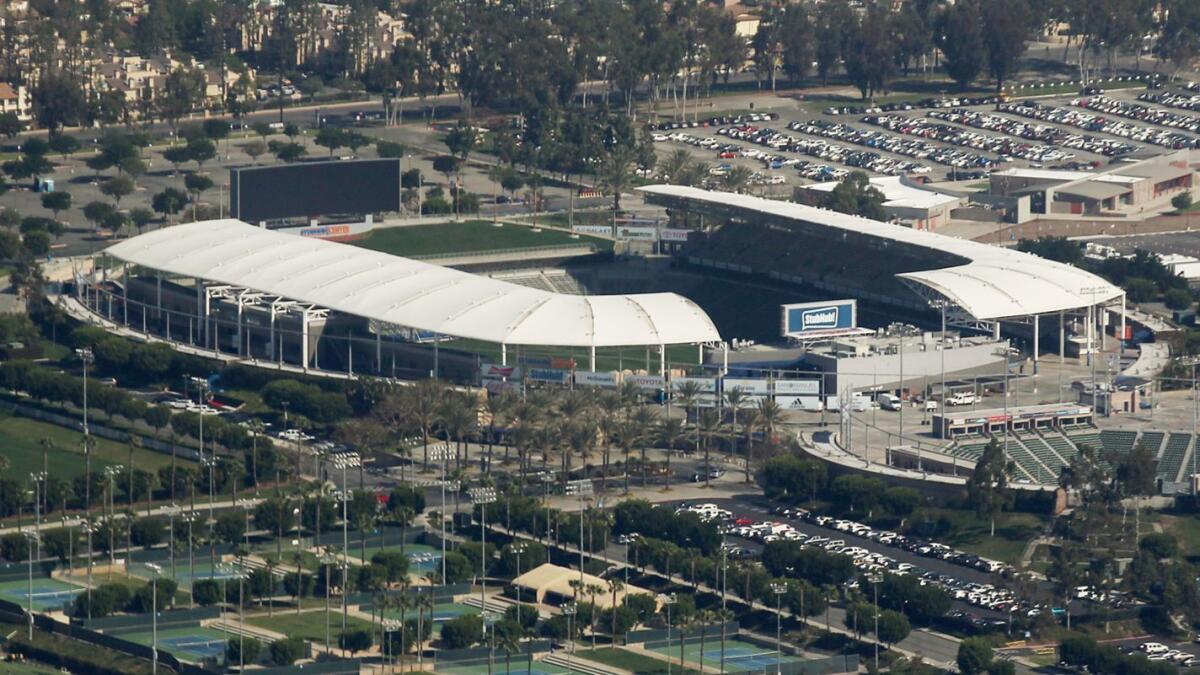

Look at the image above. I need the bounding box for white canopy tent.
[104,220,721,368]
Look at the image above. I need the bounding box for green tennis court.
[123,626,229,663]
[382,601,477,635]
[0,578,83,611]
[649,638,798,671]
[130,559,249,590]
[356,543,442,573]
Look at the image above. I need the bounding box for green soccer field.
[351,221,611,258]
[0,415,194,480]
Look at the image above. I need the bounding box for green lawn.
[246,609,373,645]
[0,414,193,480]
[0,660,64,674]
[577,648,705,675]
[1162,513,1200,559]
[908,508,1047,565]
[529,211,615,229]
[351,221,611,258]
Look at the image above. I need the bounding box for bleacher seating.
[1042,431,1077,467]
[1020,431,1067,478]
[1158,433,1192,482]
[1008,434,1055,484]
[1099,430,1138,456]
[1140,431,1165,457]
[949,437,991,460]
[1067,431,1102,454]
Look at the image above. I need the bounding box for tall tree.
[936,1,987,91]
[842,2,896,101]
[982,0,1033,95]
[967,439,1014,537]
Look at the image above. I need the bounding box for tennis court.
[0,578,83,611]
[130,560,248,590]
[651,638,798,671]
[123,626,229,663]
[357,543,442,573]
[381,601,477,635]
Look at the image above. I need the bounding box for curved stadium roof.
[104,220,721,348]
[640,186,1124,321]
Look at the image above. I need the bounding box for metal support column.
[236,297,244,357]
[301,310,310,372]
[1033,314,1039,375]
[590,345,596,372]
[1120,294,1127,349]
[122,264,128,326]
[1059,310,1065,364]
[501,343,507,366]
[659,345,666,375]
[155,272,162,320]
[376,331,382,373]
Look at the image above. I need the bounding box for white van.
[877,394,902,411]
[1140,642,1169,655]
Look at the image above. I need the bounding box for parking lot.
[649,85,1200,192]
[659,497,1123,635]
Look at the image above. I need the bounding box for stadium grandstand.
[72,219,722,381]
[641,185,1126,373]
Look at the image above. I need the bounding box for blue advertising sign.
[781,300,857,338]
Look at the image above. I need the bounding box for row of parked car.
[1125,642,1198,667]
[821,95,1003,117]
[650,112,780,132]
[1076,95,1200,134]
[710,125,926,176]
[999,101,1183,151]
[163,398,221,416]
[860,114,1072,164]
[1139,91,1200,113]
[786,119,979,170]
[928,108,1137,157]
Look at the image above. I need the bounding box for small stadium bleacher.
[1158,433,1192,483]
[945,427,1190,491]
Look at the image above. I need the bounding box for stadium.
[66,179,1147,492]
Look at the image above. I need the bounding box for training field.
[0,416,193,480]
[123,626,230,663]
[352,221,611,258]
[648,638,800,672]
[0,578,83,611]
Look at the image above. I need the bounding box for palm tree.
[698,409,722,487]
[696,609,716,672]
[585,582,604,648]
[598,146,636,215]
[723,387,748,465]
[673,380,703,449]
[662,149,693,184]
[658,417,686,491]
[595,392,622,490]
[719,166,753,193]
[439,391,477,474]
[741,408,762,485]
[613,421,639,494]
[482,393,512,473]
[631,406,657,487]
[566,420,596,482]
[755,399,783,483]
[679,161,711,188]
[407,379,443,472]
[607,578,624,644]
[415,591,434,671]
[497,621,521,674]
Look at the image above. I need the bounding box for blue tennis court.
[131,560,246,590]
[0,579,83,611]
[652,638,798,671]
[124,626,228,663]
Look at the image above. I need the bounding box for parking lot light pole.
[469,487,498,613]
[511,542,528,602]
[76,347,94,614]
[871,576,882,672]
[770,583,787,675]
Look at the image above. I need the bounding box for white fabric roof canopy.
[640,185,1124,320]
[104,220,721,348]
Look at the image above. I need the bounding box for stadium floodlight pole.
[511,542,528,601]
[76,347,94,611]
[24,531,38,640]
[335,488,350,650]
[184,511,197,608]
[565,479,594,585]
[429,444,452,585]
[190,377,214,522]
[871,576,882,673]
[146,562,162,674]
[770,582,787,675]
[469,487,498,614]
[562,603,576,675]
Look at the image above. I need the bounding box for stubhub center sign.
[782,299,857,337]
